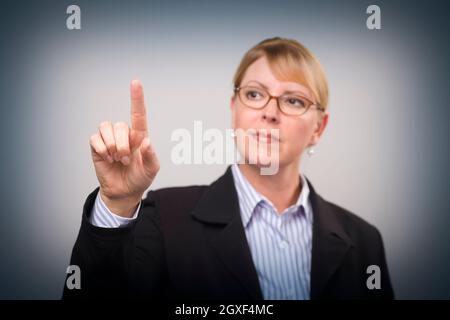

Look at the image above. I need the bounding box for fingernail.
[106,155,113,163]
[113,153,120,161]
[121,156,130,165]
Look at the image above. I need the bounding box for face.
[231,56,328,170]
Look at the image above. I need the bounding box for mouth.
[248,130,281,143]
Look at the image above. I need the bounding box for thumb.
[140,137,159,174]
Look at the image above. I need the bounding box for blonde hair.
[233,37,329,110]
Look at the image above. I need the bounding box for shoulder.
[318,196,384,250]
[306,177,381,240]
[330,200,379,233]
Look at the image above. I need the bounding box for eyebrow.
[244,80,309,97]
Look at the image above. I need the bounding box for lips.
[248,130,280,143]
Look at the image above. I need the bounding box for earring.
[307,147,315,157]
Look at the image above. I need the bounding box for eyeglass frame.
[233,85,325,116]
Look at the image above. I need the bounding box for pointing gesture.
[89,80,160,217]
[130,80,148,149]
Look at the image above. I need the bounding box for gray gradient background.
[0,0,449,299]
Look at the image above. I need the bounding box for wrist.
[99,190,142,218]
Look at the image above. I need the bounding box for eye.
[284,96,307,108]
[244,88,265,100]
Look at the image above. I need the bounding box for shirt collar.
[231,163,312,228]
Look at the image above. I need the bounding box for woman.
[64,37,394,299]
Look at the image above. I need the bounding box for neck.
[238,162,302,214]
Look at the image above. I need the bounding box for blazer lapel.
[190,166,263,300]
[190,168,353,300]
[307,179,354,299]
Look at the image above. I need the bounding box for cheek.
[233,106,259,129]
[284,121,314,150]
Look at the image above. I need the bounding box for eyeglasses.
[234,85,324,116]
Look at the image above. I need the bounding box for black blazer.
[63,166,394,300]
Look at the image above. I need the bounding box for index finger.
[130,79,148,133]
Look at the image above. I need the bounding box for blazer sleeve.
[62,187,168,299]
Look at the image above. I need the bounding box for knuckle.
[90,134,102,147]
[89,134,97,144]
[106,142,116,151]
[99,121,110,129]
[92,142,107,155]
[97,145,107,155]
[114,121,128,130]
[116,144,130,155]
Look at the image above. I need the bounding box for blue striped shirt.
[91,164,313,299]
[90,193,141,228]
[230,164,313,300]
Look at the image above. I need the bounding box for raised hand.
[89,80,160,217]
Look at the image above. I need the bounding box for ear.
[308,112,329,147]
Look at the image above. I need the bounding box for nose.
[261,97,280,124]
